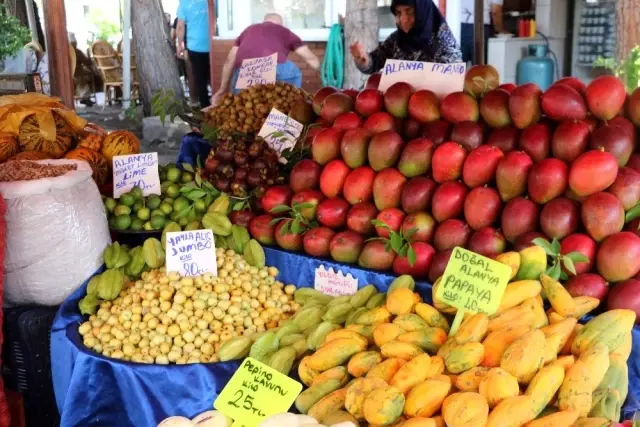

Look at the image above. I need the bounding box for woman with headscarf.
[350,0,462,74]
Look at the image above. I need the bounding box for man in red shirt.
[211,13,320,105]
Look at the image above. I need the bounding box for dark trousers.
[461,23,492,64]
[187,49,211,108]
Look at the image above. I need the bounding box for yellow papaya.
[345,377,388,421]
[295,378,342,414]
[547,311,566,324]
[488,305,536,332]
[571,417,613,427]
[404,379,452,418]
[541,317,578,364]
[348,351,383,378]
[393,313,429,332]
[367,358,407,383]
[437,337,459,359]
[432,416,446,427]
[521,297,549,329]
[444,342,485,374]
[307,338,367,371]
[482,325,532,367]
[500,329,546,384]
[381,341,425,361]
[432,278,457,314]
[373,323,406,348]
[485,395,537,427]
[320,410,360,426]
[402,418,439,427]
[550,355,575,371]
[571,296,600,319]
[525,364,565,415]
[572,309,636,355]
[496,251,521,280]
[442,392,489,427]
[425,355,445,379]
[454,366,490,392]
[415,302,451,333]
[390,353,432,395]
[523,410,579,427]
[516,245,547,281]
[363,386,405,426]
[346,324,376,340]
[596,354,629,403]
[578,343,610,391]
[497,280,542,313]
[324,329,369,348]
[479,368,520,408]
[356,306,392,325]
[540,274,576,317]
[386,287,420,315]
[454,312,489,344]
[561,324,583,355]
[611,332,632,361]
[307,387,348,421]
[397,328,448,354]
[298,356,320,387]
[557,360,592,417]
[312,366,350,388]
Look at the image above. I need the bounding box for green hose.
[322,24,344,88]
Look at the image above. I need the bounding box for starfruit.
[243,239,266,268]
[124,246,146,278]
[103,242,129,269]
[208,194,231,214]
[96,268,125,301]
[143,238,165,269]
[86,275,100,296]
[78,294,100,315]
[202,212,232,236]
[229,225,251,254]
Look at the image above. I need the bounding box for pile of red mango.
[246,65,640,318]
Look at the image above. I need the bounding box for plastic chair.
[90,40,124,105]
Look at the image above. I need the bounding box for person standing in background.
[211,13,320,105]
[171,15,199,106]
[460,0,505,64]
[176,0,211,108]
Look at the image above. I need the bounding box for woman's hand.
[210,91,225,107]
[350,42,369,67]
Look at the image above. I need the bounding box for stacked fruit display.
[275,260,634,427]
[247,67,640,316]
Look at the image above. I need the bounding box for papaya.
[547,311,566,324]
[561,324,583,355]
[367,358,407,383]
[571,417,613,427]
[404,379,452,418]
[381,341,424,361]
[386,287,420,315]
[479,368,520,408]
[415,302,450,333]
[485,395,537,427]
[482,325,531,367]
[521,297,549,329]
[346,324,376,340]
[307,338,368,371]
[540,274,576,317]
[557,361,592,417]
[588,388,621,422]
[424,355,445,379]
[362,386,405,426]
[373,323,406,348]
[515,245,547,281]
[307,387,348,421]
[454,366,490,392]
[611,332,632,361]
[298,356,320,386]
[579,343,610,391]
[390,353,432,395]
[312,366,350,387]
[571,296,600,319]
[324,329,369,348]
[347,351,382,378]
[525,364,566,415]
[550,355,575,371]
[596,354,629,403]
[488,305,536,332]
[397,328,448,354]
[444,342,485,374]
[432,278,457,314]
[402,418,439,427]
[437,337,459,359]
[345,377,388,421]
[497,280,542,313]
[320,410,360,426]
[431,416,446,427]
[442,392,489,427]
[393,313,429,332]
[356,306,392,325]
[500,329,546,384]
[523,410,579,427]
[495,251,521,280]
[454,313,489,344]
[571,309,636,355]
[541,317,578,364]
[295,378,342,414]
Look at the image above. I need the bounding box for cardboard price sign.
[257,108,303,158]
[378,60,466,98]
[112,152,161,198]
[435,247,511,335]
[314,265,358,296]
[215,357,302,427]
[165,230,217,277]
[235,53,277,90]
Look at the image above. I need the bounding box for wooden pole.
[473,0,484,65]
[42,0,74,108]
[208,0,216,98]
[122,0,131,109]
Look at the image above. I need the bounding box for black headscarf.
[391,0,444,51]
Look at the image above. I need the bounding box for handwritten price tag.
[378,60,467,98]
[112,152,161,198]
[435,247,511,335]
[257,108,303,158]
[235,53,278,90]
[165,230,218,277]
[314,265,359,296]
[214,357,303,427]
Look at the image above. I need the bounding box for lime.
[173,197,190,213]
[181,171,194,183]
[163,197,175,205]
[137,207,151,221]
[185,221,201,231]
[187,209,198,223]
[108,216,117,229]
[167,167,182,183]
[130,218,145,231]
[159,202,173,215]
[160,170,168,182]
[114,215,132,230]
[120,193,135,207]
[193,199,207,213]
[169,211,180,221]
[150,215,166,230]
[104,198,117,212]
[132,201,144,213]
[151,208,165,218]
[114,205,132,217]
[166,184,180,198]
[165,162,177,170]
[161,181,172,195]
[178,216,190,227]
[130,186,144,200]
[144,221,154,231]
[147,195,162,210]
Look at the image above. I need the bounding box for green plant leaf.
[384,241,392,253]
[195,172,202,187]
[562,257,577,276]
[294,202,315,210]
[270,205,292,214]
[533,238,556,256]
[371,219,390,229]
[233,201,245,211]
[184,190,206,201]
[291,219,300,234]
[560,271,569,281]
[625,203,640,223]
[366,237,384,243]
[547,261,562,281]
[551,238,561,254]
[269,217,283,226]
[566,251,589,263]
[182,163,195,173]
[404,227,418,239]
[408,246,417,267]
[398,243,409,257]
[390,233,403,253]
[175,205,192,219]
[280,220,291,236]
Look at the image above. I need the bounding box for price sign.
[165,230,217,277]
[214,357,303,427]
[257,108,303,159]
[378,60,467,98]
[235,53,278,90]
[112,152,161,198]
[435,247,511,335]
[314,265,359,296]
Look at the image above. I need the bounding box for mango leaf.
[366,237,385,243]
[546,261,562,281]
[551,238,561,254]
[175,205,192,219]
[293,202,315,210]
[270,205,292,214]
[280,220,291,236]
[184,190,206,201]
[182,163,195,173]
[384,241,392,253]
[562,257,577,276]
[408,246,417,267]
[269,217,284,226]
[291,219,300,234]
[390,233,403,253]
[560,271,569,281]
[533,238,556,256]
[371,219,390,230]
[195,172,202,187]
[625,203,640,223]
[404,227,418,239]
[566,251,589,263]
[398,243,409,257]
[233,201,245,211]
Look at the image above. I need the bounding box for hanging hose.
[322,24,344,88]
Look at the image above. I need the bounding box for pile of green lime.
[103,164,201,232]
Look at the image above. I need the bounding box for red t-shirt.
[234,22,304,68]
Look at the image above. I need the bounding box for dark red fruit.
[581,192,625,242]
[408,89,440,123]
[496,151,534,202]
[607,279,640,322]
[527,158,569,204]
[565,273,609,300]
[429,249,453,283]
[590,123,636,167]
[569,149,619,197]
[358,240,396,271]
[487,127,519,153]
[434,219,472,252]
[333,112,363,130]
[229,210,255,228]
[597,232,640,282]
[291,189,325,220]
[480,88,511,128]
[401,177,437,213]
[432,182,469,222]
[303,227,336,258]
[402,212,436,243]
[274,220,304,252]
[354,89,384,117]
[329,231,365,263]
[462,145,504,188]
[346,202,378,236]
[561,233,597,274]
[586,75,626,120]
[551,120,591,163]
[553,77,587,95]
[514,232,548,252]
[343,166,376,205]
[464,187,502,231]
[290,159,322,193]
[317,197,350,229]
[541,84,587,121]
[608,167,640,211]
[468,227,507,258]
[393,242,435,278]
[375,208,406,238]
[422,119,452,144]
[451,121,484,151]
[501,197,539,243]
[540,197,580,240]
[261,185,293,215]
[432,142,467,183]
[519,122,551,162]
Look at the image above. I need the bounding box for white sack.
[0,159,111,306]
